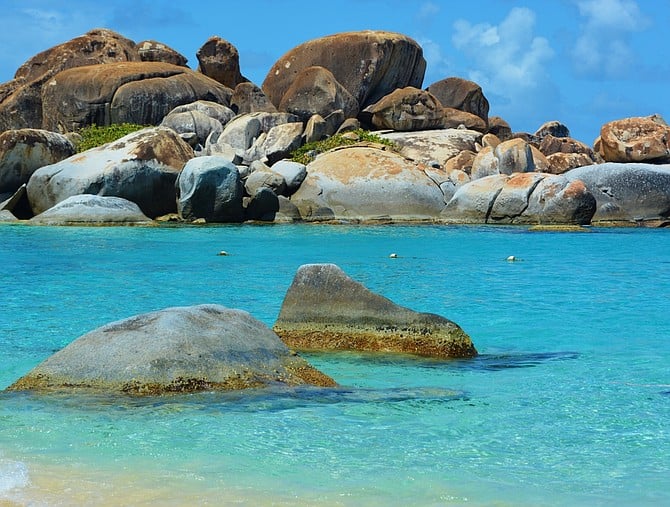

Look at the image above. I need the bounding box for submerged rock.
[273,263,477,358]
[7,304,336,394]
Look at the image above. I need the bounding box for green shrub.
[76,123,148,152]
[290,129,396,165]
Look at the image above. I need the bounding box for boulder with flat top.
[273,263,477,358]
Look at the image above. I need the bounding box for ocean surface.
[0,223,668,506]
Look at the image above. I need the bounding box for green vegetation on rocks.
[290,129,396,165]
[76,123,147,152]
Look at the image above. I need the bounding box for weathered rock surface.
[41,62,233,132]
[599,115,670,163]
[270,160,307,194]
[230,82,277,114]
[441,108,488,132]
[488,116,513,140]
[29,195,153,225]
[364,87,444,131]
[273,263,477,358]
[0,29,141,131]
[442,172,596,225]
[0,210,17,222]
[471,138,549,179]
[7,304,336,394]
[26,127,193,218]
[0,129,75,194]
[278,66,359,122]
[379,128,481,166]
[565,163,670,222]
[426,77,489,122]
[161,110,223,148]
[263,30,426,110]
[136,40,188,66]
[290,145,445,222]
[196,36,247,89]
[534,120,570,141]
[176,156,244,222]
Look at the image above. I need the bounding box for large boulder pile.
[0,28,667,227]
[273,264,477,358]
[7,304,336,394]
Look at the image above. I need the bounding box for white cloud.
[452,7,554,94]
[417,37,453,84]
[417,1,440,23]
[572,0,649,78]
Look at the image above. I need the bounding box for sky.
[1,0,668,144]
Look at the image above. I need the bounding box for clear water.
[0,223,668,506]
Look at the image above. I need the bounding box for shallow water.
[0,223,669,506]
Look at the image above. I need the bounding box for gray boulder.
[244,187,280,221]
[7,304,337,394]
[271,160,307,194]
[161,110,223,148]
[443,172,596,225]
[0,129,75,194]
[565,163,670,222]
[167,100,236,127]
[26,127,193,218]
[379,128,481,166]
[29,195,153,225]
[176,156,244,222]
[290,145,446,222]
[273,263,477,358]
[244,166,287,196]
[249,122,304,165]
[0,210,18,222]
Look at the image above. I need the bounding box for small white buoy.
[389,253,398,258]
[217,250,229,256]
[506,255,517,262]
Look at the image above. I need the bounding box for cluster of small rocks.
[1,28,670,226]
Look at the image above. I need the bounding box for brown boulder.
[426,77,489,122]
[534,120,570,141]
[278,66,359,121]
[546,152,596,174]
[364,87,444,131]
[41,62,232,132]
[0,29,141,131]
[445,150,476,175]
[230,82,277,114]
[196,36,247,89]
[262,30,425,110]
[488,116,512,140]
[136,40,188,66]
[599,115,670,163]
[441,107,488,132]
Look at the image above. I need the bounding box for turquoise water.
[0,223,669,506]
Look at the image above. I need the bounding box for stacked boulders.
[0,28,668,226]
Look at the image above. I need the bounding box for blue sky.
[1,0,668,144]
